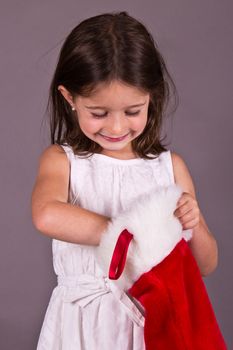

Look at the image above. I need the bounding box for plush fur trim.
[183,229,193,241]
[94,184,193,290]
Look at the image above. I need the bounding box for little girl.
[32,11,219,349]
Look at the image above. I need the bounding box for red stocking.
[95,184,227,349]
[128,238,227,350]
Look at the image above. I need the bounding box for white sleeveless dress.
[36,143,175,350]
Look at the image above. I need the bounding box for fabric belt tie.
[57,274,145,327]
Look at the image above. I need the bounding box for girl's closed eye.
[91,110,140,118]
[91,112,107,118]
[126,110,140,116]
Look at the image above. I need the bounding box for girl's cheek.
[134,117,148,130]
[78,116,102,130]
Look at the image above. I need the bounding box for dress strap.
[58,143,74,163]
[56,143,78,204]
[162,150,175,185]
[162,150,192,239]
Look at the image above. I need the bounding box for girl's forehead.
[77,80,149,107]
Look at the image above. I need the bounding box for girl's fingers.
[177,208,194,223]
[177,191,191,203]
[174,202,192,217]
[174,193,200,229]
[176,206,200,228]
[181,217,199,230]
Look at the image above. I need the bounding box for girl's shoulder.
[38,144,69,176]
[40,144,67,160]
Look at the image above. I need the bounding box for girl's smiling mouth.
[98,132,130,142]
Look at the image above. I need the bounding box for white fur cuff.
[94,184,192,290]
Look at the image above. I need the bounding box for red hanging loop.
[109,229,133,280]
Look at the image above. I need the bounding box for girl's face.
[58,80,150,159]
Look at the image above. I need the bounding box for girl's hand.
[174,192,200,230]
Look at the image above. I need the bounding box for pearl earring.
[71,105,75,111]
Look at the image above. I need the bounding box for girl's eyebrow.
[84,101,147,109]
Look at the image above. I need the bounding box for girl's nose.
[107,114,127,135]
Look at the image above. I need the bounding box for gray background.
[0,0,232,349]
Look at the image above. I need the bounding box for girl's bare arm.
[171,152,218,277]
[31,145,109,246]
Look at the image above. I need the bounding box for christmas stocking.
[94,184,227,350]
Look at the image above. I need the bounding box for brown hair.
[47,11,178,158]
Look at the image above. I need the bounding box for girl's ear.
[58,85,74,105]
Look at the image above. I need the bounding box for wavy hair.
[47,11,178,158]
